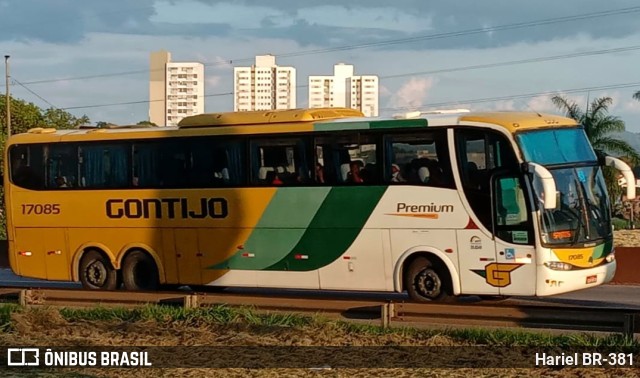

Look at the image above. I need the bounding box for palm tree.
[551,95,640,203]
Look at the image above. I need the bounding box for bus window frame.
[489,168,535,245]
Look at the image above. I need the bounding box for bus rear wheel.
[122,251,159,291]
[405,256,452,302]
[79,250,118,290]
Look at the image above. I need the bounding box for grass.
[0,303,19,332]
[58,304,315,328]
[1,303,637,350]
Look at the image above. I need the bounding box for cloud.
[205,75,221,88]
[5,0,640,50]
[193,0,640,50]
[388,77,436,110]
[0,0,157,43]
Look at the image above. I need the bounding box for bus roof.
[6,108,579,145]
[178,107,365,127]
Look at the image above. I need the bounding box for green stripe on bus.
[313,118,428,132]
[264,186,388,271]
[369,119,427,129]
[313,122,371,131]
[210,187,331,270]
[592,239,613,260]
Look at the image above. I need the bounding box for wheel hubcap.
[86,262,107,287]
[416,269,441,298]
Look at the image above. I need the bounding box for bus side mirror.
[605,156,636,200]
[527,162,557,209]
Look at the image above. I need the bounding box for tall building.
[149,50,205,126]
[308,63,379,117]
[234,55,296,111]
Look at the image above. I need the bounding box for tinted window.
[384,130,454,188]
[10,144,45,190]
[455,129,518,230]
[79,144,130,188]
[251,138,309,186]
[133,138,247,188]
[315,133,378,185]
[48,144,79,188]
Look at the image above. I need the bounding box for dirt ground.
[0,309,637,378]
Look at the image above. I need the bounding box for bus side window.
[384,130,454,188]
[80,144,130,188]
[10,145,45,190]
[315,133,379,185]
[133,142,162,188]
[250,138,309,186]
[47,144,79,189]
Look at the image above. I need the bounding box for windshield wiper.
[573,177,591,244]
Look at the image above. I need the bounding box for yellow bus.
[3,108,635,301]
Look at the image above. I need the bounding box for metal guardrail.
[1,287,638,337]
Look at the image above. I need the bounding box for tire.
[405,256,453,302]
[79,250,119,290]
[122,251,159,291]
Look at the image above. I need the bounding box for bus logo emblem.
[471,263,523,287]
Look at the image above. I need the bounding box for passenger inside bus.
[55,176,68,188]
[390,163,406,183]
[346,161,364,183]
[315,163,325,184]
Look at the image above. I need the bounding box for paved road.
[1,268,638,308]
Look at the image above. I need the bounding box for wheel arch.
[71,243,117,282]
[117,243,165,284]
[393,246,461,295]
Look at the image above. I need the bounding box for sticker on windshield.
[577,170,586,183]
[512,231,529,244]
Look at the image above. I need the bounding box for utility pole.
[4,55,10,137]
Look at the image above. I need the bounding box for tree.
[634,90,640,102]
[0,95,45,135]
[551,95,640,204]
[42,108,90,129]
[136,120,157,126]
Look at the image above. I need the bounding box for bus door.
[174,228,202,285]
[454,128,535,296]
[491,173,537,296]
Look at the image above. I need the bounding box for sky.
[1,0,640,130]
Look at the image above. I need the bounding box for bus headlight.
[605,250,616,263]
[544,261,573,271]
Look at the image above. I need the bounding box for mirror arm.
[605,156,636,200]
[527,162,557,209]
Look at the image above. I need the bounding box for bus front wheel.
[122,251,159,291]
[405,256,452,302]
[79,250,119,290]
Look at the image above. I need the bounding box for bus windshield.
[516,128,611,246]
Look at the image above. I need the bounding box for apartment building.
[149,50,205,126]
[234,55,296,111]
[308,63,379,117]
